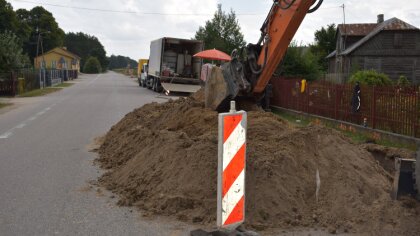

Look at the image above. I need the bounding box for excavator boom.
[204,0,323,111]
[254,0,315,94]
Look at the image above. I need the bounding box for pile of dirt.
[96,93,420,234]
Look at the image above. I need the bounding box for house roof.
[327,17,419,59]
[341,18,419,56]
[36,47,81,60]
[338,24,378,36]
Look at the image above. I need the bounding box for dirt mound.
[96,94,420,234]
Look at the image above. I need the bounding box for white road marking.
[15,123,26,129]
[0,132,13,139]
[0,105,55,139]
[87,74,101,86]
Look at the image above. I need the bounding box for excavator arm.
[204,0,323,111]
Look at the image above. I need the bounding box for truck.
[145,37,204,94]
[137,59,148,87]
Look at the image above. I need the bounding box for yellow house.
[34,47,81,72]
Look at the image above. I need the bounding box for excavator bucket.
[204,59,250,111]
[204,66,230,111]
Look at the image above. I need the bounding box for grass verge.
[54,82,75,88]
[274,110,417,151]
[18,87,63,97]
[0,102,12,109]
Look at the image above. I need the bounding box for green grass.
[54,82,74,88]
[274,110,417,151]
[272,110,311,127]
[18,87,63,97]
[0,102,12,109]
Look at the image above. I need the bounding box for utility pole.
[339,4,346,75]
[36,27,46,88]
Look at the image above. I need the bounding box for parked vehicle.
[138,63,148,87]
[145,37,204,94]
[137,59,148,87]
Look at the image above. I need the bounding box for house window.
[394,33,403,48]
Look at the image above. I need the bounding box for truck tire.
[147,77,153,89]
[156,82,163,93]
[152,78,157,91]
[153,79,158,92]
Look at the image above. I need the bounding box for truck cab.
[138,63,148,87]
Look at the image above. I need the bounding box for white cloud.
[9,0,420,60]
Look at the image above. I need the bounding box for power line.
[11,0,265,16]
[12,0,342,16]
[12,0,137,14]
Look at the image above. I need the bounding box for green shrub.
[278,41,322,81]
[348,70,392,86]
[397,75,410,86]
[83,57,102,74]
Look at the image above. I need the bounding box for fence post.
[372,86,376,129]
[416,90,419,138]
[11,72,16,96]
[334,85,338,120]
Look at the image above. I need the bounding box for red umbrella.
[193,49,231,61]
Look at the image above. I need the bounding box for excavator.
[204,0,420,202]
[204,0,323,111]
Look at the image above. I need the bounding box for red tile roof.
[338,24,378,36]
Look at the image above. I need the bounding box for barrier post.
[217,101,247,230]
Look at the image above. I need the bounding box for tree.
[0,31,30,72]
[194,4,246,55]
[310,24,337,71]
[108,55,137,70]
[276,41,321,81]
[64,32,108,72]
[83,57,102,74]
[0,0,18,33]
[16,6,65,61]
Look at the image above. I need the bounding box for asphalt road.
[0,72,194,236]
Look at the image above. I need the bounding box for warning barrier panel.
[217,109,247,230]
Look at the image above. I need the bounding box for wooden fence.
[270,77,420,138]
[0,69,78,96]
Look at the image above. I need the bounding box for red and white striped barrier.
[217,101,247,230]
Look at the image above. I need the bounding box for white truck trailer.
[145,37,204,94]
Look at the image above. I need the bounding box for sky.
[8,0,420,60]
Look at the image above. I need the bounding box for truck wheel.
[151,78,156,91]
[157,83,163,93]
[153,79,158,92]
[147,78,153,90]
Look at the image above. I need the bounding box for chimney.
[377,14,384,23]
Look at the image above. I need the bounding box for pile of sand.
[96,93,420,234]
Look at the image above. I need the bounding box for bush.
[348,70,392,86]
[397,75,410,87]
[83,57,102,74]
[278,41,322,81]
